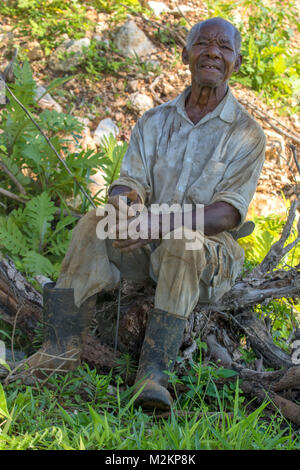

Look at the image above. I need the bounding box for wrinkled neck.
[187,81,228,112]
[185,81,228,124]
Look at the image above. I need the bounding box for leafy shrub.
[238,205,300,269]
[205,0,300,112]
[0,60,127,279]
[0,0,92,54]
[0,192,74,278]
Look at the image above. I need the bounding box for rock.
[93,118,119,146]
[163,82,175,95]
[26,41,44,61]
[172,4,194,14]
[95,21,108,34]
[48,38,90,73]
[129,92,154,114]
[148,1,170,15]
[0,31,13,46]
[127,79,139,92]
[35,85,63,113]
[114,20,156,58]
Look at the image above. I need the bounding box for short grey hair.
[186,18,242,54]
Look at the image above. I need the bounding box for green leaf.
[0,383,10,419]
[23,192,56,250]
[0,217,28,255]
[22,250,55,277]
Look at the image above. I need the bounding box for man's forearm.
[166,201,241,237]
[202,202,241,236]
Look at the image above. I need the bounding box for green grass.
[0,358,299,450]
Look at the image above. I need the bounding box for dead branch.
[0,187,27,204]
[0,158,26,195]
[290,145,300,175]
[239,99,300,145]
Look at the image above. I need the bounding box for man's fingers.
[110,220,131,238]
[113,239,149,252]
[106,196,135,218]
[126,189,138,204]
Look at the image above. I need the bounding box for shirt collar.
[172,86,237,125]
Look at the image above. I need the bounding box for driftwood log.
[0,200,299,425]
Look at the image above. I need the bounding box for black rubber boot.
[25,282,96,379]
[133,309,186,411]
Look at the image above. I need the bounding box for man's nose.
[205,44,222,59]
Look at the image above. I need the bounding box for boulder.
[114,20,156,58]
[129,92,154,114]
[148,1,170,15]
[93,118,119,147]
[35,85,62,113]
[48,38,90,73]
[26,41,44,61]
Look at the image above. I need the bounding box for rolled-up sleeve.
[109,119,152,205]
[211,129,266,226]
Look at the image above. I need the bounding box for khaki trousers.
[56,209,244,318]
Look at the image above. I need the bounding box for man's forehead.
[194,21,236,43]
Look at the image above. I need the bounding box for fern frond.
[23,192,56,251]
[0,217,29,255]
[22,250,55,277]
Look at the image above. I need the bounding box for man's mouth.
[199,65,220,71]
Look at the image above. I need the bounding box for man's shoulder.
[231,93,266,144]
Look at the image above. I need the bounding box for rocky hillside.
[0,0,299,217]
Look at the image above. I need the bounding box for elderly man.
[27,17,265,410]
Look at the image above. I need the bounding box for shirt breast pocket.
[187,160,226,205]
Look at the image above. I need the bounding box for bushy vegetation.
[206,0,300,112]
[0,60,127,280]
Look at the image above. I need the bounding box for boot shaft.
[43,282,96,348]
[136,309,186,386]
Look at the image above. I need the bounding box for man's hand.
[112,207,160,253]
[107,189,138,224]
[106,187,149,252]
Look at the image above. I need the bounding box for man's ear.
[182,47,189,65]
[234,54,242,73]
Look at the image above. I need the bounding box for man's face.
[183,21,241,88]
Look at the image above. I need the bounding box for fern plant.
[0,60,127,280]
[98,134,128,202]
[0,192,75,278]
